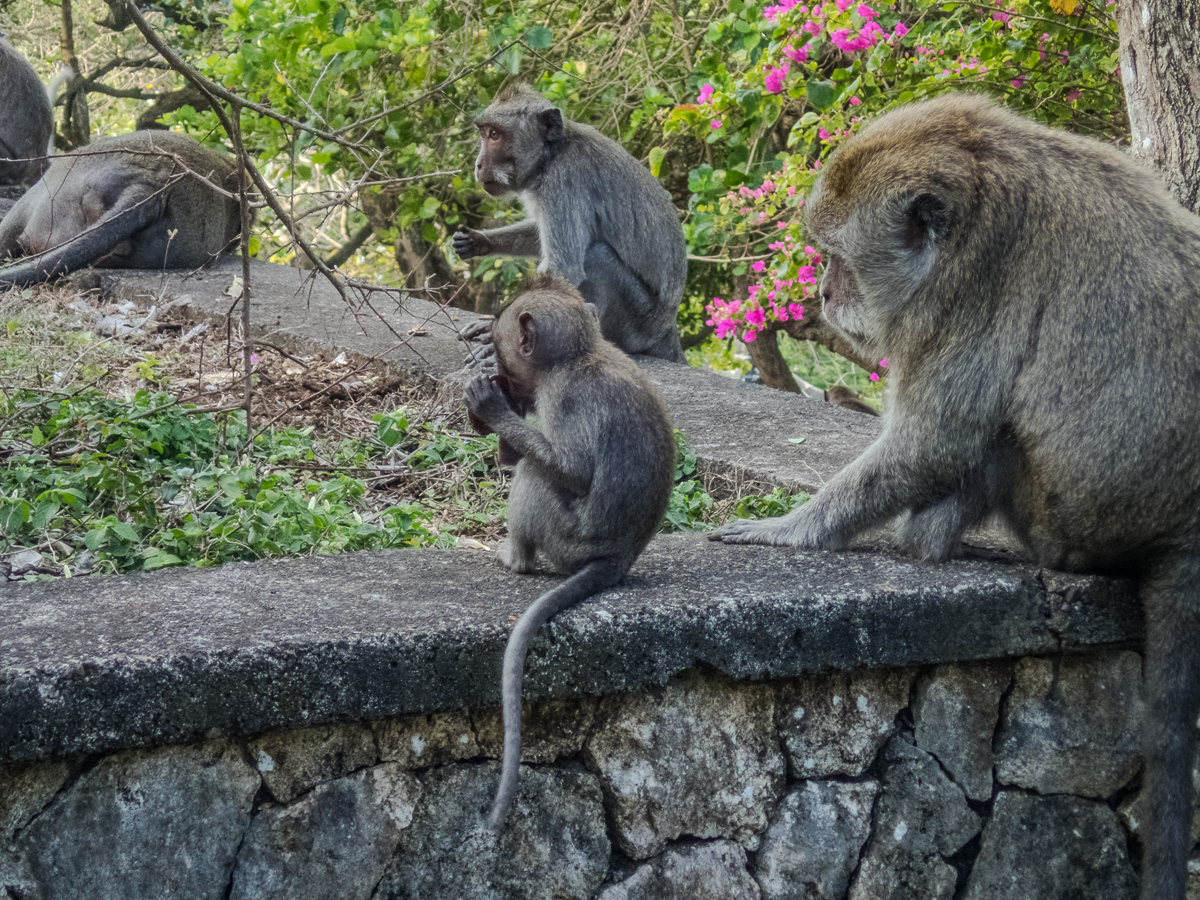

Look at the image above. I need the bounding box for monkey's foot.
[496,540,536,573]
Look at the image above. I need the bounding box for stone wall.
[3,652,1175,900]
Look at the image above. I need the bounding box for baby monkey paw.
[464,373,512,426]
[452,229,492,261]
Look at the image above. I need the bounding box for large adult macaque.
[0,131,243,286]
[712,93,1200,899]
[0,36,52,190]
[453,85,688,362]
[464,275,675,828]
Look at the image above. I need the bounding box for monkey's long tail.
[1140,553,1200,900]
[488,558,625,831]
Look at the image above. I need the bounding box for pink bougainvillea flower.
[744,329,758,342]
[1065,88,1081,101]
[777,221,788,229]
[849,95,862,106]
[870,372,880,382]
[784,44,810,64]
[764,64,790,94]
[879,357,889,368]
[818,127,832,140]
[893,21,910,38]
[697,83,715,104]
[803,245,816,254]
[856,3,878,18]
[711,119,723,129]
[746,308,767,326]
[752,260,766,272]
[789,303,804,319]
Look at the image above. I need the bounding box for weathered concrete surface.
[84,261,880,492]
[0,533,1141,762]
[80,258,481,385]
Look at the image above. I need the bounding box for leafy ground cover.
[1,287,806,578]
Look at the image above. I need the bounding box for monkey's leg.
[577,242,678,357]
[1139,553,1200,900]
[496,470,539,573]
[896,469,990,562]
[489,557,625,829]
[0,186,163,286]
[0,197,30,260]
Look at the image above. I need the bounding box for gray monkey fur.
[0,37,53,188]
[0,130,243,286]
[454,85,688,362]
[712,92,1200,900]
[463,275,675,828]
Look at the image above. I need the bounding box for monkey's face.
[475,122,516,196]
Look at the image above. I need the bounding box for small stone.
[71,549,96,575]
[473,696,598,764]
[995,652,1143,798]
[374,762,609,900]
[249,722,377,803]
[0,758,70,844]
[777,667,914,779]
[585,669,785,859]
[756,780,880,900]
[18,739,259,900]
[849,737,981,900]
[6,549,45,576]
[375,710,480,769]
[913,660,1012,801]
[230,764,420,900]
[963,791,1138,900]
[597,840,760,900]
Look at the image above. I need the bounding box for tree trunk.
[1117,0,1200,213]
[745,330,802,393]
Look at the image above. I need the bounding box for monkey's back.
[0,40,52,186]
[533,345,675,572]
[6,131,241,268]
[547,123,687,310]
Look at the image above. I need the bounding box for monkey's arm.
[464,375,590,496]
[453,220,540,260]
[0,201,29,260]
[0,185,163,286]
[712,418,986,549]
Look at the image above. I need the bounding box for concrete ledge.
[0,533,1139,763]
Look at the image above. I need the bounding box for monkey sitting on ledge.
[712,92,1200,900]
[464,275,675,829]
[0,131,244,287]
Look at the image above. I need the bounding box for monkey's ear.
[518,311,538,357]
[537,109,564,143]
[904,193,953,255]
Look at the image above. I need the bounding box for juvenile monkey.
[464,275,675,828]
[712,93,1200,900]
[0,36,53,188]
[0,131,243,286]
[453,85,688,362]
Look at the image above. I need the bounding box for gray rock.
[229,763,419,900]
[849,738,982,900]
[17,739,258,900]
[778,668,914,779]
[995,652,1143,798]
[0,758,70,843]
[913,660,1012,801]
[6,550,44,576]
[249,722,377,803]
[963,791,1138,900]
[375,710,479,769]
[585,669,785,859]
[473,696,598,764]
[374,762,608,900]
[597,840,760,900]
[756,780,880,900]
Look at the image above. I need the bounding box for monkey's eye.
[487,128,502,142]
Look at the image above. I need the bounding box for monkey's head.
[474,85,565,196]
[492,275,599,397]
[806,94,993,357]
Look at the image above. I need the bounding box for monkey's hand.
[464,373,515,429]
[459,318,495,344]
[709,506,835,548]
[453,228,493,261]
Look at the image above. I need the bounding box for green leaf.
[112,521,140,543]
[805,80,837,111]
[787,437,807,444]
[525,25,553,49]
[648,146,667,177]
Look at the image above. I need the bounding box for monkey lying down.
[454,85,688,363]
[0,131,243,287]
[465,275,675,829]
[713,92,1200,900]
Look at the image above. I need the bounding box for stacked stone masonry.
[4,655,1196,900]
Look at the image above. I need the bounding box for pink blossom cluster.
[868,357,889,381]
[764,63,791,93]
[705,237,823,343]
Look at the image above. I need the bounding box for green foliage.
[0,390,496,575]
[663,430,715,531]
